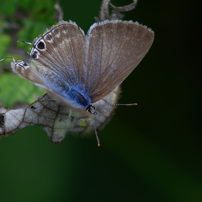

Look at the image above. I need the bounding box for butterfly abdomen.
[67,88,91,108]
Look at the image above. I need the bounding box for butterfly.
[11,20,154,117]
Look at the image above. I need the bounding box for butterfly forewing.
[30,22,86,87]
[86,21,154,103]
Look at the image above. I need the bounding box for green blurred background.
[0,0,201,201]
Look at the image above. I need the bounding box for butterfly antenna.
[17,40,32,46]
[99,102,138,107]
[114,103,137,106]
[0,56,16,63]
[91,113,100,147]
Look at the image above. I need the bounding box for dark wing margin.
[86,21,154,103]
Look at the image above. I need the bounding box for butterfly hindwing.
[11,60,90,116]
[86,21,154,103]
[11,60,47,89]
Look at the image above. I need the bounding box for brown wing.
[30,21,86,87]
[11,60,47,88]
[11,60,90,116]
[86,21,154,103]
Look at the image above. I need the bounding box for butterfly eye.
[36,40,46,50]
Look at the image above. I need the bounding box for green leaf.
[0,0,19,17]
[18,0,33,12]
[0,34,11,58]
[0,73,45,107]
[33,0,55,23]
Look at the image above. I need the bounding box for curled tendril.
[95,0,138,22]
[54,0,63,22]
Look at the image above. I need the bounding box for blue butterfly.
[11,21,154,117]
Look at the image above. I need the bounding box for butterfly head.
[86,104,97,115]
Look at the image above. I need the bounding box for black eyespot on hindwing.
[37,41,46,50]
[31,50,39,59]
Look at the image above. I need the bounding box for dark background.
[0,0,201,201]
